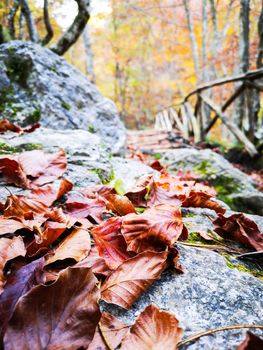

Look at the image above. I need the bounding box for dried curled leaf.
[0,237,26,293]
[105,194,136,216]
[4,267,101,350]
[125,175,153,207]
[101,251,168,309]
[121,204,187,253]
[91,217,132,270]
[3,194,49,218]
[237,331,263,350]
[120,304,183,350]
[29,178,73,206]
[88,312,129,350]
[213,213,263,251]
[44,227,91,266]
[0,118,40,134]
[183,191,225,214]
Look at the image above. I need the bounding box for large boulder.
[0,41,126,154]
[161,148,263,215]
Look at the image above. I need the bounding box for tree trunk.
[20,0,39,42]
[51,0,90,56]
[235,0,250,129]
[83,24,95,83]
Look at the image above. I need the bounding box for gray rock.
[103,245,263,349]
[0,41,126,154]
[161,148,263,215]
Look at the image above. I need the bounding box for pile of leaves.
[0,123,262,349]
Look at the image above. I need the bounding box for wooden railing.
[155,68,263,156]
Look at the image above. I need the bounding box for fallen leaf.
[44,227,91,266]
[237,331,263,350]
[101,251,168,309]
[0,217,33,236]
[3,194,49,218]
[65,192,107,222]
[4,267,101,350]
[0,157,29,188]
[213,213,263,251]
[121,204,187,253]
[91,217,132,269]
[0,237,26,293]
[0,258,44,341]
[105,194,136,216]
[0,118,40,134]
[183,191,225,214]
[29,178,73,206]
[88,312,129,350]
[120,304,183,350]
[125,175,153,207]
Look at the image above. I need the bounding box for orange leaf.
[101,251,168,309]
[120,304,183,350]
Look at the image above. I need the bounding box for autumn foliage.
[0,121,262,349]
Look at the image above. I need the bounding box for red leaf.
[0,118,39,134]
[213,213,263,251]
[101,251,168,309]
[88,312,129,350]
[237,332,263,350]
[91,217,132,270]
[65,192,107,222]
[183,191,225,213]
[0,258,44,341]
[120,304,183,350]
[121,204,187,253]
[0,237,26,293]
[29,178,73,206]
[3,194,49,218]
[0,157,30,188]
[4,268,101,350]
[125,175,153,207]
[44,227,91,266]
[105,194,136,216]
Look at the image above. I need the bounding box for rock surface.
[161,148,263,215]
[103,244,263,349]
[0,41,126,154]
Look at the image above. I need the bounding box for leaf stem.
[177,324,263,347]
[98,321,114,350]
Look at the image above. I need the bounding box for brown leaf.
[121,204,187,253]
[146,181,183,207]
[213,213,263,251]
[0,217,33,236]
[29,178,73,206]
[0,157,30,188]
[0,118,40,134]
[101,251,168,309]
[44,227,91,266]
[105,194,136,216]
[91,217,132,270]
[65,192,107,223]
[73,245,112,277]
[3,194,49,218]
[237,331,263,350]
[120,304,183,350]
[0,258,44,341]
[20,149,67,187]
[0,237,26,293]
[4,267,101,350]
[183,191,225,214]
[88,312,129,350]
[125,175,153,207]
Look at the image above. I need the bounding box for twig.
[98,321,114,350]
[177,324,263,347]
[177,242,241,254]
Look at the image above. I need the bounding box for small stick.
[98,322,114,350]
[177,324,263,347]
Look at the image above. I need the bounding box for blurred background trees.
[1,0,263,143]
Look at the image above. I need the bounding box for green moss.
[26,109,41,124]
[184,212,196,218]
[222,253,263,279]
[5,57,32,88]
[153,153,161,160]
[61,101,71,110]
[89,167,115,185]
[0,142,43,154]
[88,124,96,133]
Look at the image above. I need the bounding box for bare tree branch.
[20,0,39,42]
[41,0,54,46]
[18,10,25,40]
[7,0,20,39]
[51,0,90,56]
